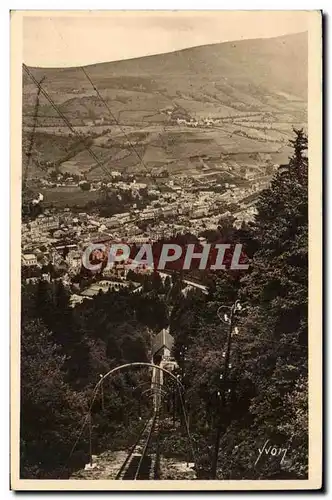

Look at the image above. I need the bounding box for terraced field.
[22,32,307,184]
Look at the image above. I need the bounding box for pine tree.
[20,319,86,478]
[216,128,309,479]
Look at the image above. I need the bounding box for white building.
[112,212,132,224]
[66,250,81,269]
[22,253,37,267]
[111,171,122,178]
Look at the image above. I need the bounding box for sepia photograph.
[10,10,322,491]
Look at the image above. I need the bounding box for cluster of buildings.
[36,170,129,190]
[22,172,270,261]
[175,117,218,128]
[162,107,231,128]
[21,164,273,304]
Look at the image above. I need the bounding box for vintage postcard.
[10,10,322,491]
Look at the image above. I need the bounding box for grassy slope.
[23,32,307,183]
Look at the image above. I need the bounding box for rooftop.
[152,328,174,357]
[22,254,36,260]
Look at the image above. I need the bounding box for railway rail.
[115,412,161,480]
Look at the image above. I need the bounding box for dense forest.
[20,130,308,479]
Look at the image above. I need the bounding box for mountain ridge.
[25,31,307,71]
[22,32,308,183]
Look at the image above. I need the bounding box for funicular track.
[115,410,161,480]
[62,363,193,480]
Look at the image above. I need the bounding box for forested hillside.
[20,130,308,479]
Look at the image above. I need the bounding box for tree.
[216,129,309,479]
[80,181,91,191]
[20,319,86,478]
[20,285,155,478]
[20,130,309,480]
[151,271,164,294]
[240,129,308,350]
[168,130,309,479]
[164,275,172,294]
[217,215,236,240]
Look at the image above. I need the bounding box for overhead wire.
[81,67,149,172]
[23,64,169,197]
[23,64,114,182]
[24,63,230,193]
[80,66,167,192]
[22,76,45,191]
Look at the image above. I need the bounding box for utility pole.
[89,411,93,467]
[211,300,241,479]
[179,346,187,429]
[99,374,104,411]
[23,76,45,193]
[173,388,176,428]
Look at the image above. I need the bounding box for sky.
[22,11,309,68]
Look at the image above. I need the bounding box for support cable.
[23,64,114,182]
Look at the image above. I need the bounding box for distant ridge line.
[24,31,308,71]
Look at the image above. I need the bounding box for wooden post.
[89,412,93,467]
[211,305,235,479]
[101,380,104,411]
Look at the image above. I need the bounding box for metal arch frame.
[89,364,189,453]
[86,364,188,462]
[132,380,174,396]
[132,381,152,392]
[90,362,185,411]
[142,387,168,399]
[134,382,176,411]
[63,363,195,475]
